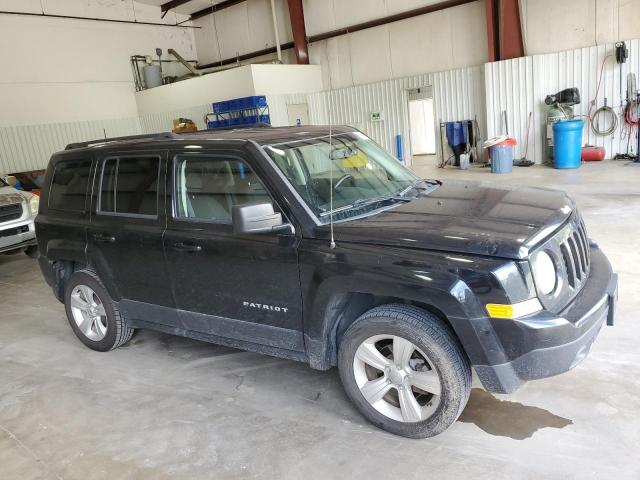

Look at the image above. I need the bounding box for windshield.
[265,131,420,222]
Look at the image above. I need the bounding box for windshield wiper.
[399,178,440,197]
[320,182,433,217]
[320,196,405,217]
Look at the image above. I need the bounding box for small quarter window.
[174,156,271,223]
[49,159,92,211]
[100,156,160,216]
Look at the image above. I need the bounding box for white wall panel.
[0,105,221,174]
[485,56,534,159]
[485,38,640,163]
[0,117,143,174]
[349,26,393,85]
[194,0,487,89]
[306,66,486,164]
[266,94,310,126]
[521,0,640,55]
[193,0,292,65]
[0,3,196,127]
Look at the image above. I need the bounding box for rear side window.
[49,159,92,211]
[99,156,160,217]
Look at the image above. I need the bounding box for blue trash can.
[489,138,516,174]
[553,119,584,169]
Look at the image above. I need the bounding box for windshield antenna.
[328,64,336,249]
[329,105,336,248]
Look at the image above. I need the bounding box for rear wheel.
[338,304,471,438]
[64,270,134,351]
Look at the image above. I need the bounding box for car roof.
[61,125,358,155]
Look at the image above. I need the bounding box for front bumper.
[0,219,37,253]
[474,246,617,394]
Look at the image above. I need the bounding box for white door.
[409,98,436,155]
[287,103,309,126]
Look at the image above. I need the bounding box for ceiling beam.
[485,0,524,62]
[160,0,194,18]
[499,0,525,60]
[287,0,309,64]
[190,0,246,21]
[307,0,476,42]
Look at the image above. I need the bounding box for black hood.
[325,181,575,259]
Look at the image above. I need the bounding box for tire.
[338,304,471,438]
[64,269,134,352]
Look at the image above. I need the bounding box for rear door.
[36,155,93,264]
[87,151,176,324]
[162,146,304,352]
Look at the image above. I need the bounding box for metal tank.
[143,64,162,89]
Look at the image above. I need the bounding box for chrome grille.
[559,217,591,290]
[0,203,22,223]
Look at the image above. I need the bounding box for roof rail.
[64,132,180,150]
[205,122,273,131]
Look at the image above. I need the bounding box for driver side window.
[174,155,271,223]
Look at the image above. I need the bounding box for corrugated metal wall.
[266,94,310,127]
[1,66,485,173]
[6,37,640,174]
[485,38,640,162]
[305,66,486,165]
[138,105,212,134]
[0,117,142,174]
[0,106,214,174]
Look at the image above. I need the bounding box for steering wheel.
[333,173,354,191]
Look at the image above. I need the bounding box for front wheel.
[64,270,134,352]
[338,305,471,438]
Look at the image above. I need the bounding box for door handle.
[92,233,116,243]
[171,242,202,253]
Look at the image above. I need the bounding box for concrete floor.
[1,161,639,479]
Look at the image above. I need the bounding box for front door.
[162,147,304,353]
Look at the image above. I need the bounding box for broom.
[514,111,534,167]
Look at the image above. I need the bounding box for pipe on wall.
[0,10,200,28]
[168,48,281,77]
[270,0,283,62]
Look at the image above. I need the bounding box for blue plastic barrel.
[553,119,584,169]
[490,145,514,173]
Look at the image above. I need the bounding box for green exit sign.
[371,111,383,122]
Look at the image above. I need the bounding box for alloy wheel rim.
[70,285,108,341]
[353,335,441,423]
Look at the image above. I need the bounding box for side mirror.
[232,202,292,235]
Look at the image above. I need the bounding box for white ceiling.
[135,0,229,16]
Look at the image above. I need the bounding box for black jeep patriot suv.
[36,126,617,438]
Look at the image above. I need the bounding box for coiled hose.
[590,105,618,136]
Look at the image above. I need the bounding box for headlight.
[29,195,40,215]
[531,250,557,295]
